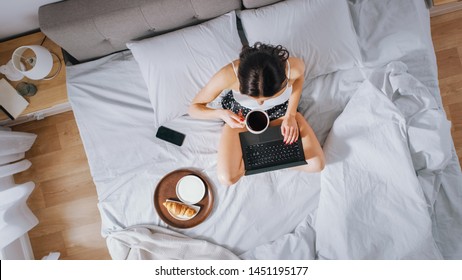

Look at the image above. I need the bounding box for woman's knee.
[294,112,306,123]
[217,170,241,187]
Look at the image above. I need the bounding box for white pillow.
[127,11,242,126]
[239,0,362,79]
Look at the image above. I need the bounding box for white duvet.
[66,0,462,259]
[316,80,441,259]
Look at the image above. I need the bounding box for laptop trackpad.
[259,126,283,142]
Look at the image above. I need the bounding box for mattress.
[66,0,462,259]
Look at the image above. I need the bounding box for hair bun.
[238,42,290,98]
[240,42,289,62]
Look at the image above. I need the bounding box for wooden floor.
[13,112,110,260]
[10,10,462,260]
[431,9,462,165]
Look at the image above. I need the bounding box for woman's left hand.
[281,114,299,144]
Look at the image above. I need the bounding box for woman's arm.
[281,57,305,144]
[189,63,244,128]
[285,58,324,171]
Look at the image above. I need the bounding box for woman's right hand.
[219,109,245,129]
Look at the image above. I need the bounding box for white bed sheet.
[66,0,462,259]
[316,79,442,259]
[349,0,462,259]
[68,50,330,255]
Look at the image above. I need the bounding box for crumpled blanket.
[106,224,239,260]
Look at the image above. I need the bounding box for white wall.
[0,0,61,41]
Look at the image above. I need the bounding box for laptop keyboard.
[244,140,305,169]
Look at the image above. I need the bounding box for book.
[0,78,29,120]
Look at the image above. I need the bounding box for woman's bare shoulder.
[208,61,238,89]
[288,57,305,80]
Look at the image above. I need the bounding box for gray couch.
[39,0,282,62]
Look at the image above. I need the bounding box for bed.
[38,0,462,259]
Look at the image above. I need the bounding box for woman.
[189,43,325,186]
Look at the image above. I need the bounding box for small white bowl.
[176,175,206,205]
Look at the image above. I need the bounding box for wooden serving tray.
[154,169,214,228]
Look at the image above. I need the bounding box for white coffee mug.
[245,110,269,134]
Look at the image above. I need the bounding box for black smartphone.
[156,126,185,146]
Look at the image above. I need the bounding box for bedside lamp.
[12,45,61,80]
[0,60,24,81]
[0,45,61,81]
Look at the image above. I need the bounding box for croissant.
[163,200,197,217]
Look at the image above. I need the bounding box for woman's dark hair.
[238,42,289,98]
